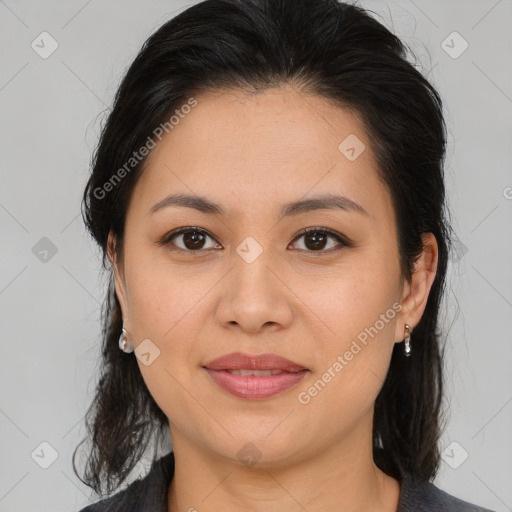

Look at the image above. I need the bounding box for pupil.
[184,231,204,249]
[306,232,326,250]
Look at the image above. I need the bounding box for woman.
[74,0,496,510]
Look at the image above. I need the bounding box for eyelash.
[159,226,351,255]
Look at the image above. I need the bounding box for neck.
[167,421,400,512]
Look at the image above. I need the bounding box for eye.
[161,227,220,252]
[159,226,350,254]
[289,227,349,253]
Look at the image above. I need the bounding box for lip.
[203,352,309,400]
[204,352,308,372]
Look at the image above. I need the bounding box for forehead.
[129,85,392,223]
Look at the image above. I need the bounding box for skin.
[107,84,438,512]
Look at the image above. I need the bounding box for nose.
[215,247,294,335]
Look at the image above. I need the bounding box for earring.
[118,322,134,353]
[404,324,412,357]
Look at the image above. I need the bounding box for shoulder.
[76,475,149,512]
[76,452,175,512]
[399,473,497,512]
[77,491,126,512]
[76,481,138,512]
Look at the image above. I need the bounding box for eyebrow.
[147,193,369,218]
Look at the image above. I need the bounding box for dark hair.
[74,0,453,497]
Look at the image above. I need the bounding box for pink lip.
[204,352,308,372]
[203,352,309,400]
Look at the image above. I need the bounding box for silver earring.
[404,324,412,357]
[118,323,134,353]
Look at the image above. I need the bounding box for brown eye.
[290,228,348,253]
[163,227,219,252]
[161,226,349,255]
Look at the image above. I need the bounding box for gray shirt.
[77,451,496,511]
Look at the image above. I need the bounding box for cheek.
[293,262,398,409]
[296,258,398,343]
[124,251,212,341]
[295,306,396,435]
[122,253,213,415]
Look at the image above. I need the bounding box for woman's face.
[110,85,435,466]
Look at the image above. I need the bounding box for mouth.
[221,369,288,376]
[203,352,309,399]
[204,351,308,372]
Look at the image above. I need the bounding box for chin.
[209,434,308,469]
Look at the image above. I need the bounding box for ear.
[395,232,439,342]
[107,231,129,319]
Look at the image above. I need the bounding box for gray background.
[0,0,511,511]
